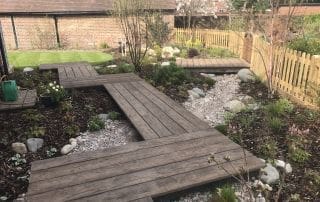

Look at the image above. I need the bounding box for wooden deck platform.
[0,90,37,111]
[27,62,265,201]
[176,58,250,73]
[27,129,264,201]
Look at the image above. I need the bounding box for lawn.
[8,50,113,69]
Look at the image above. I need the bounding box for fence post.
[312,55,320,86]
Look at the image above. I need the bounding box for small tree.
[113,0,151,72]
[145,12,172,47]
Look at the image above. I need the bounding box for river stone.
[98,114,109,121]
[237,69,255,82]
[27,138,44,152]
[23,67,34,73]
[188,90,200,100]
[275,159,293,174]
[192,87,205,97]
[260,163,280,184]
[223,100,246,113]
[107,65,117,68]
[239,95,255,105]
[12,142,27,154]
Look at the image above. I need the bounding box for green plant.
[22,109,44,123]
[59,100,73,112]
[206,48,237,58]
[108,111,121,120]
[214,184,237,202]
[9,154,26,166]
[224,112,236,125]
[88,116,105,132]
[215,124,228,135]
[187,48,200,58]
[28,126,46,138]
[44,82,67,103]
[288,37,320,55]
[239,115,256,130]
[288,145,311,164]
[65,125,80,137]
[306,170,320,187]
[99,42,109,49]
[259,138,278,160]
[265,98,294,117]
[185,39,203,49]
[267,117,284,133]
[146,12,172,46]
[46,147,58,157]
[203,77,216,87]
[152,63,190,86]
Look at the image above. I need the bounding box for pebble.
[70,120,139,154]
[23,67,34,73]
[61,138,78,155]
[11,142,27,154]
[275,159,293,174]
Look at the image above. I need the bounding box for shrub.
[259,138,278,160]
[152,63,190,86]
[206,47,237,58]
[288,37,320,55]
[185,39,203,49]
[265,98,294,117]
[214,184,237,202]
[215,124,228,135]
[288,145,311,164]
[204,77,216,87]
[88,116,105,132]
[99,42,109,49]
[188,48,200,58]
[268,117,284,133]
[28,126,46,138]
[108,111,121,120]
[65,125,80,137]
[146,13,172,46]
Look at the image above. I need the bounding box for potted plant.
[40,81,66,107]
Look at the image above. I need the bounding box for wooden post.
[0,21,9,76]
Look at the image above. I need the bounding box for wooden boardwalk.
[28,62,265,201]
[0,90,37,111]
[176,58,250,73]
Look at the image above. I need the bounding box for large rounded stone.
[237,69,255,82]
[27,138,44,152]
[223,100,246,113]
[260,163,280,184]
[12,142,27,154]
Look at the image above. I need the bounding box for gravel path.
[175,74,242,202]
[70,119,139,154]
[184,74,242,127]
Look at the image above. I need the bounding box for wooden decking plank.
[71,65,83,78]
[27,145,246,200]
[64,66,76,79]
[57,67,67,81]
[28,137,236,195]
[0,90,37,111]
[73,156,262,202]
[113,83,173,137]
[104,83,159,140]
[132,82,195,132]
[31,130,216,171]
[139,81,210,130]
[30,133,227,183]
[27,149,261,201]
[78,64,92,77]
[124,82,186,135]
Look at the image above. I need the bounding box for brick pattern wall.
[0,15,175,50]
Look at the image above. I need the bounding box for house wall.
[0,14,175,50]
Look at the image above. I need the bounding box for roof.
[0,0,177,15]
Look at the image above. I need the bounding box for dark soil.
[0,71,122,200]
[223,80,320,201]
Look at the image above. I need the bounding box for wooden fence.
[174,28,320,108]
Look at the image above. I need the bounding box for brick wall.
[0,14,175,50]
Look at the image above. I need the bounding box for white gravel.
[175,74,242,202]
[184,74,242,127]
[70,119,139,154]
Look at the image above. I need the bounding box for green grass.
[8,50,113,69]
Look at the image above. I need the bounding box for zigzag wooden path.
[29,62,265,201]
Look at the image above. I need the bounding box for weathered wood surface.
[27,129,265,202]
[27,62,265,201]
[176,58,250,73]
[104,81,210,140]
[0,89,37,111]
